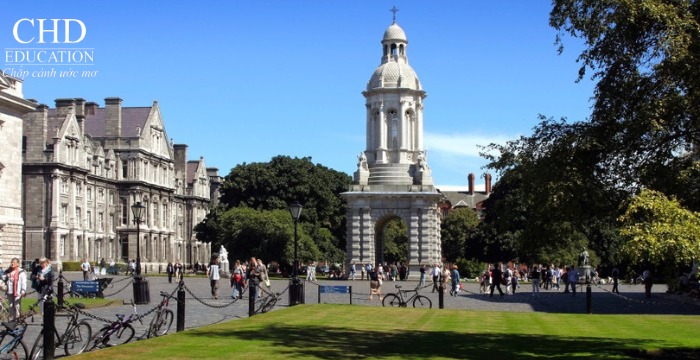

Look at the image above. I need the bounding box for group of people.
[165,260,185,283]
[228,257,270,300]
[0,257,53,320]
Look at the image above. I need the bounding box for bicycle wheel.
[64,320,92,356]
[382,294,402,307]
[0,338,27,360]
[150,309,174,337]
[29,329,49,360]
[261,297,277,313]
[90,324,135,349]
[412,295,432,309]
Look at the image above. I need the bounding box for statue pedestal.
[578,265,593,283]
[221,260,230,275]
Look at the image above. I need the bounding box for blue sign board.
[72,281,99,293]
[319,285,350,294]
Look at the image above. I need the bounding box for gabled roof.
[83,107,152,138]
[438,187,490,209]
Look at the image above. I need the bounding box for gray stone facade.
[0,74,36,266]
[343,21,442,278]
[22,98,218,269]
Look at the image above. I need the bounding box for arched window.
[388,110,398,149]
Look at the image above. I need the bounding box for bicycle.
[0,304,37,360]
[146,291,175,338]
[382,285,432,308]
[254,286,280,314]
[29,302,92,359]
[86,300,142,351]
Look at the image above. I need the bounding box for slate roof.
[186,161,199,185]
[437,187,490,209]
[47,106,151,140]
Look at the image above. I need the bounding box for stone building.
[22,97,218,269]
[0,74,35,266]
[343,20,442,278]
[437,173,492,220]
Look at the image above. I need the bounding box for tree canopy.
[619,189,700,266]
[196,156,351,266]
[440,208,480,263]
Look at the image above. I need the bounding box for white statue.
[219,245,228,263]
[417,151,429,172]
[357,152,368,171]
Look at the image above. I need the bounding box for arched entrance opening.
[375,216,408,266]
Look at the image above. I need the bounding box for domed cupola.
[358,15,431,187]
[367,21,422,92]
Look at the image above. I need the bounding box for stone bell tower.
[343,17,442,278]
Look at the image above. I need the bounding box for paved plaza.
[16,272,700,356]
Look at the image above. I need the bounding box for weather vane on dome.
[390,5,399,23]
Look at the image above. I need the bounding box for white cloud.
[424,132,514,158]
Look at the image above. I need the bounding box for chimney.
[104,97,122,137]
[468,173,475,195]
[85,101,99,115]
[74,98,86,135]
[173,144,188,177]
[55,98,76,117]
[207,167,222,207]
[23,104,49,163]
[485,173,492,195]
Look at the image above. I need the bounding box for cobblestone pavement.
[15,273,700,356]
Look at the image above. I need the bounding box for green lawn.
[70,304,700,359]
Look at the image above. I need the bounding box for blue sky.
[2,1,594,187]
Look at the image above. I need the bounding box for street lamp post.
[288,201,304,305]
[131,201,150,304]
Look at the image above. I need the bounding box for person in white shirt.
[80,259,91,280]
[207,257,221,299]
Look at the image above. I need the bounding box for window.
[86,210,92,229]
[60,235,66,257]
[61,178,68,194]
[76,207,82,226]
[87,186,92,200]
[153,203,159,227]
[109,192,114,205]
[122,161,128,179]
[121,198,128,225]
[162,203,168,227]
[60,204,67,224]
[109,214,114,232]
[98,188,105,203]
[76,182,82,196]
[98,212,104,231]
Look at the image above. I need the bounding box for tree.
[550,0,700,199]
[216,207,321,269]
[219,156,351,244]
[619,189,700,266]
[480,117,626,266]
[382,218,408,264]
[440,208,480,262]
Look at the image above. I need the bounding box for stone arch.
[372,210,410,265]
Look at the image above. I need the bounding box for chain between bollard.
[102,279,133,297]
[182,283,241,309]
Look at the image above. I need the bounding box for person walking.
[5,258,27,320]
[231,260,245,299]
[246,257,262,300]
[450,265,461,296]
[174,260,183,282]
[611,267,620,293]
[360,263,366,280]
[207,257,221,299]
[37,258,53,315]
[431,264,441,293]
[350,263,356,281]
[568,265,580,296]
[490,264,504,297]
[81,258,91,280]
[166,261,174,283]
[419,264,426,287]
[531,265,541,296]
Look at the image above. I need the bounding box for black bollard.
[438,283,444,309]
[57,272,64,309]
[586,284,592,314]
[44,293,56,360]
[177,279,185,332]
[248,280,256,317]
[159,265,162,274]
